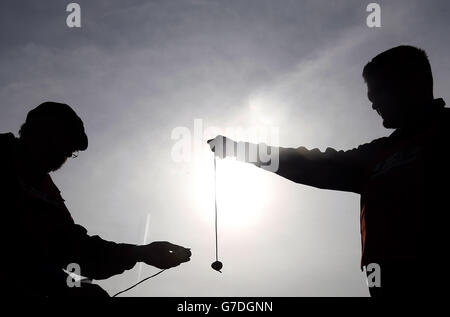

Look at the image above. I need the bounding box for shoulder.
[430,107,450,137]
[0,133,17,166]
[441,107,450,124]
[41,174,65,204]
[434,107,450,148]
[0,132,16,146]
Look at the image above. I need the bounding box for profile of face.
[21,120,76,174]
[366,77,411,129]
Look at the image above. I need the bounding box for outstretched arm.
[208,135,388,194]
[60,221,191,280]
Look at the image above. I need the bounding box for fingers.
[168,247,191,262]
[169,252,191,264]
[159,251,191,269]
[207,135,222,153]
[165,242,190,253]
[157,241,191,257]
[207,135,236,159]
[149,241,192,269]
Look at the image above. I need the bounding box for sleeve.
[237,137,389,194]
[59,222,141,280]
[33,175,142,281]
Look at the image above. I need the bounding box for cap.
[25,102,88,151]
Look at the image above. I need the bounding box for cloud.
[1,0,449,297]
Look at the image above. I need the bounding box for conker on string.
[211,261,223,272]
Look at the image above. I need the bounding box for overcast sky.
[1,0,449,296]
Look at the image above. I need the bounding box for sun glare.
[193,152,273,230]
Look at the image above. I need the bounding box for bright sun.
[190,95,280,230]
[192,152,273,230]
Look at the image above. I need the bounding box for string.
[114,155,220,296]
[214,155,219,262]
[112,269,165,297]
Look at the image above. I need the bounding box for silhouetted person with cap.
[208,45,449,298]
[0,102,191,297]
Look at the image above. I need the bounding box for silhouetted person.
[0,102,191,297]
[208,45,449,298]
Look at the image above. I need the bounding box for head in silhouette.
[18,102,88,175]
[363,45,435,129]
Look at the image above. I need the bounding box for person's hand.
[207,135,237,159]
[138,241,191,270]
